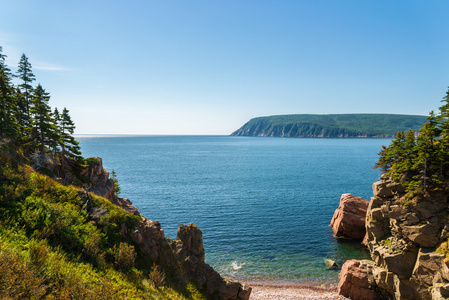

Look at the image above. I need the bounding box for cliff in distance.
[231,114,427,138]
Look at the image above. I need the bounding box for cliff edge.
[361,179,449,299]
[82,157,252,300]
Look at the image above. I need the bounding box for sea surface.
[77,135,392,283]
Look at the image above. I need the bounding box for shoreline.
[242,281,344,299]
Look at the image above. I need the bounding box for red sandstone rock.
[330,193,369,239]
[338,260,379,300]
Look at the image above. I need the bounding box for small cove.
[77,135,390,283]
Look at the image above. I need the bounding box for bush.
[114,242,136,272]
[148,262,166,288]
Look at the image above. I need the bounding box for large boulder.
[338,259,379,300]
[330,193,369,239]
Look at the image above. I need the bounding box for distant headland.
[231,114,427,138]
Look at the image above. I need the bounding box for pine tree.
[438,87,449,179]
[59,107,82,164]
[110,169,121,197]
[29,84,57,156]
[15,54,35,134]
[52,107,62,155]
[0,46,18,139]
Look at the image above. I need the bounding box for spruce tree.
[60,107,82,164]
[29,84,56,157]
[15,54,35,134]
[52,107,62,155]
[0,46,18,139]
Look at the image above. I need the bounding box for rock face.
[362,179,449,299]
[83,158,251,300]
[171,224,252,300]
[330,193,369,239]
[338,259,379,300]
[81,157,115,201]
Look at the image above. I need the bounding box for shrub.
[148,263,166,288]
[114,242,136,272]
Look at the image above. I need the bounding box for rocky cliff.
[360,179,449,299]
[82,157,251,300]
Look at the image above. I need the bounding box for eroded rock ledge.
[83,157,251,300]
[339,179,449,300]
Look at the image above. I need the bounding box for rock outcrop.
[360,179,449,299]
[170,224,251,300]
[83,158,251,300]
[330,193,369,239]
[82,157,115,201]
[338,259,379,300]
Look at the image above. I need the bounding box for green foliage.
[0,46,85,185]
[0,150,201,299]
[111,169,121,196]
[148,262,166,288]
[375,87,449,197]
[84,157,100,167]
[0,45,204,299]
[114,242,137,272]
[232,113,427,137]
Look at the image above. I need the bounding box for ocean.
[77,135,391,283]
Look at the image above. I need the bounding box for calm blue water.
[77,135,390,283]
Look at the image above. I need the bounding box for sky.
[1,1,449,135]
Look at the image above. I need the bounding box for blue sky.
[1,1,449,134]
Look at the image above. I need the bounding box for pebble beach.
[245,282,347,300]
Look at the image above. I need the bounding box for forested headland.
[231,114,427,138]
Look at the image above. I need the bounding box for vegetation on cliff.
[231,114,427,138]
[0,47,206,299]
[374,87,449,197]
[352,86,449,300]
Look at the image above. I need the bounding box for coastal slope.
[231,114,427,138]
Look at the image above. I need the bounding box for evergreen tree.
[437,87,449,178]
[0,46,18,139]
[29,84,57,156]
[110,169,121,197]
[59,107,82,164]
[52,107,62,154]
[15,54,35,133]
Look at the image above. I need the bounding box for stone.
[324,259,339,269]
[237,285,252,300]
[177,223,205,259]
[373,181,394,198]
[330,193,369,239]
[81,157,116,201]
[218,281,241,300]
[402,223,439,248]
[372,266,394,293]
[388,205,409,220]
[441,258,449,281]
[338,259,379,300]
[412,250,445,286]
[403,213,420,225]
[382,247,418,278]
[432,283,449,300]
[392,275,421,300]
